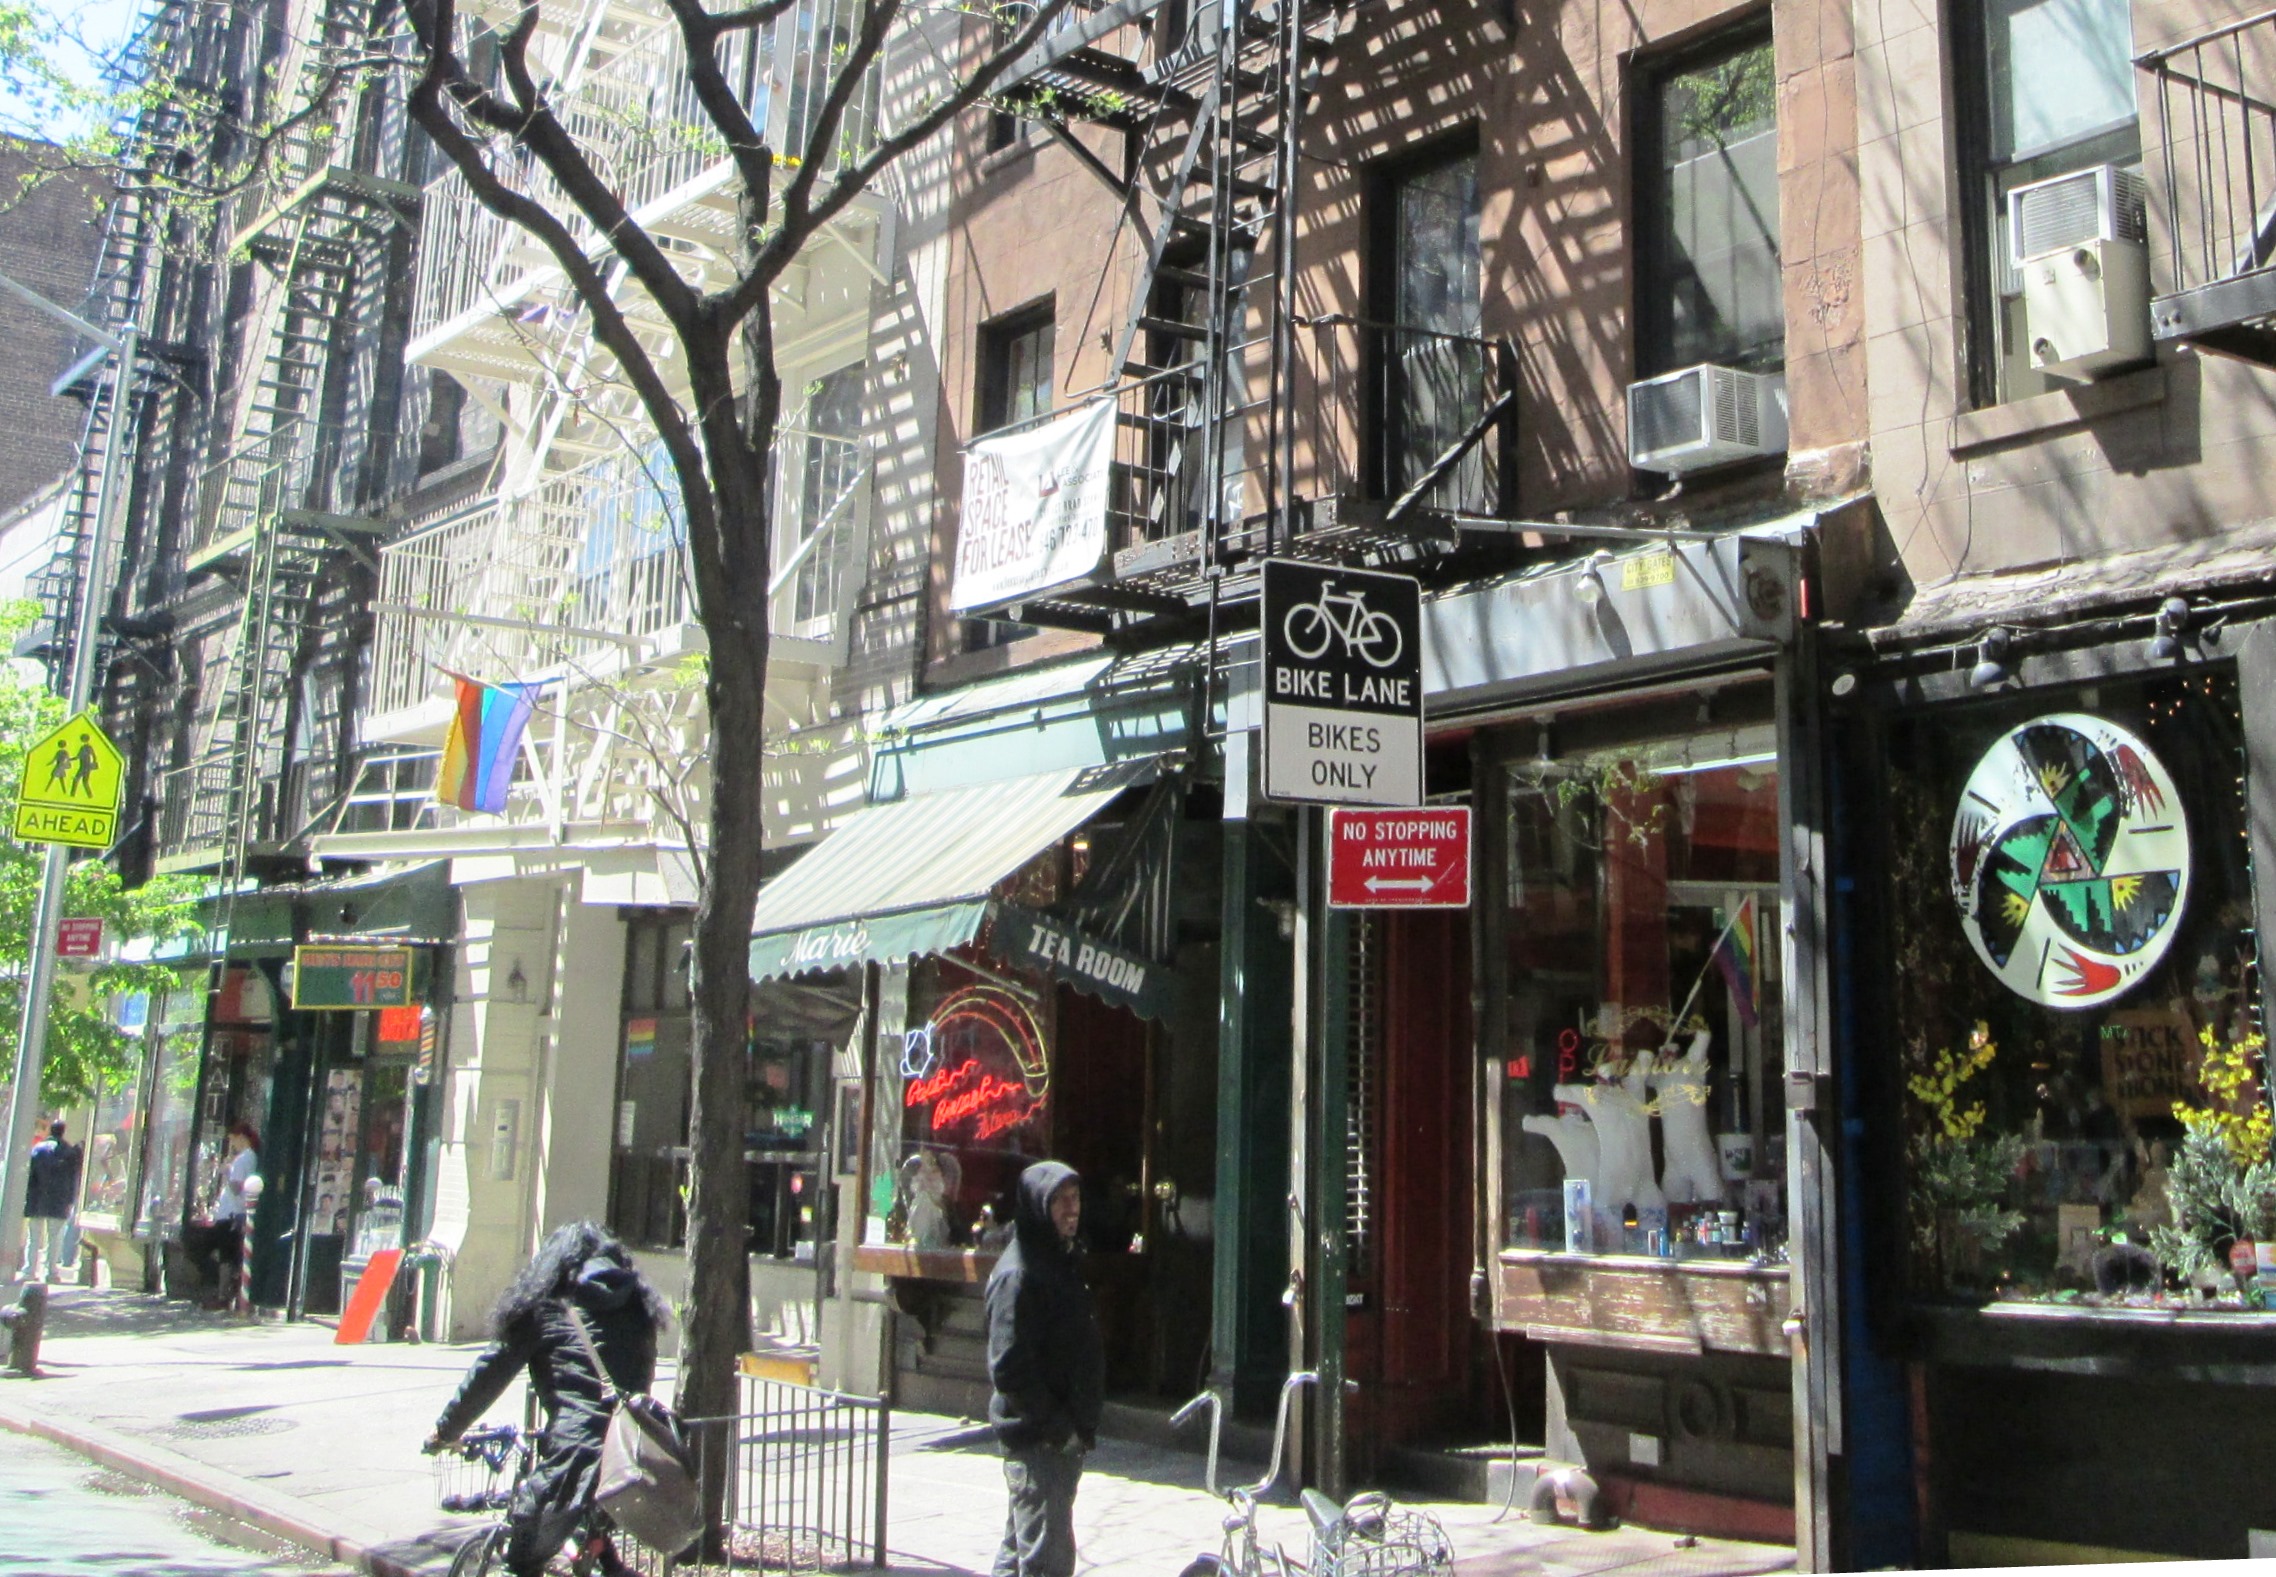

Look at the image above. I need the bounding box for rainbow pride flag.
[435,674,538,814]
[1710,894,1761,1028]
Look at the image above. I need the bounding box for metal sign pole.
[0,323,138,1280]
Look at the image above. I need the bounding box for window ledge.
[1949,364,2166,456]
[978,136,1038,178]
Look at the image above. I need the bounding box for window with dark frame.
[1957,0,2141,407]
[1368,137,1485,507]
[1636,27,1783,378]
[607,912,694,1251]
[964,305,1054,652]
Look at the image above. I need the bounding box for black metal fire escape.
[978,0,1512,638]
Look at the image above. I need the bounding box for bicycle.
[1281,584,1404,669]
[1172,1373,1454,1577]
[429,1423,632,1577]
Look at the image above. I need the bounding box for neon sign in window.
[904,983,1048,1141]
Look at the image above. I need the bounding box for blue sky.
[0,0,148,145]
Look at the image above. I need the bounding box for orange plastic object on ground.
[334,1248,403,1344]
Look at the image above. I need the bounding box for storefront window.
[1499,722,1788,1259]
[609,915,693,1250]
[83,994,151,1228]
[186,966,275,1232]
[136,975,205,1238]
[872,954,1054,1252]
[1884,674,2258,1305]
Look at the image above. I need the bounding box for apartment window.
[979,307,1054,433]
[1374,143,1485,507]
[782,363,864,630]
[965,306,1052,651]
[1965,0,2140,404]
[1637,30,1783,376]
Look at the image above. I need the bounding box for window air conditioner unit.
[1626,364,1789,475]
[2021,237,2152,378]
[2007,165,2146,266]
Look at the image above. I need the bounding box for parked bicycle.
[429,1423,631,1577]
[1172,1372,1454,1577]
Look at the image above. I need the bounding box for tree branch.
[725,0,1077,325]
[657,0,780,232]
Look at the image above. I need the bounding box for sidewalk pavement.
[0,1289,1793,1577]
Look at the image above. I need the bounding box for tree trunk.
[681,609,766,1549]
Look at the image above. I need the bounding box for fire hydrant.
[1,1282,48,1375]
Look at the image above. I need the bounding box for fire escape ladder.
[2142,8,2276,363]
[163,170,404,877]
[30,0,195,684]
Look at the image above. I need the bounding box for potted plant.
[1906,1023,2026,1294]
[2149,1026,2276,1297]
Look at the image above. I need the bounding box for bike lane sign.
[1260,558,1423,807]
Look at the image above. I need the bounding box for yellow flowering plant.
[1905,1022,2026,1292]
[2150,1025,2276,1283]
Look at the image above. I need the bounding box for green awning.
[748,900,991,983]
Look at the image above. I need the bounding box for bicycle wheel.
[447,1524,508,1577]
[1178,1558,1235,1577]
[1352,609,1403,669]
[1283,602,1334,660]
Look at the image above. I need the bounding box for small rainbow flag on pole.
[435,673,538,814]
[1709,895,1761,1028]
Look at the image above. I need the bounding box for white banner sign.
[951,399,1115,611]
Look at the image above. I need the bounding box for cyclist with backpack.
[426,1221,669,1577]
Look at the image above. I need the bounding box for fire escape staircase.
[158,162,416,878]
[974,0,1335,635]
[980,0,1503,639]
[31,0,198,693]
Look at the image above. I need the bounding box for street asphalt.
[0,1288,1795,1577]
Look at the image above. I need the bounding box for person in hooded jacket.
[984,1160,1105,1577]
[427,1220,667,1577]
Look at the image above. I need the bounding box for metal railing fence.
[2143,8,2276,297]
[639,1378,887,1573]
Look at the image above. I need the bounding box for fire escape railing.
[2141,7,2276,348]
[411,0,881,342]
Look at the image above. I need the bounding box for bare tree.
[398,0,1074,1536]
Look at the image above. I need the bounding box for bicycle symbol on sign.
[1281,581,1404,670]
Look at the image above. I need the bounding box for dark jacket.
[435,1256,659,1445]
[984,1161,1105,1451]
[25,1137,82,1219]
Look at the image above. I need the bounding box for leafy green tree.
[0,602,199,1111]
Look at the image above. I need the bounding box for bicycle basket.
[1309,1506,1456,1577]
[432,1444,516,1515]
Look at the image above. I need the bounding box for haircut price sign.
[1260,559,1423,806]
[291,944,415,1009]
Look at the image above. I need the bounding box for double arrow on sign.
[1362,874,1439,895]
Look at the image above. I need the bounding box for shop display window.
[609,915,694,1250]
[867,953,1054,1253]
[82,993,153,1227]
[611,913,844,1255]
[1497,722,1789,1260]
[1882,674,2263,1307]
[134,975,205,1238]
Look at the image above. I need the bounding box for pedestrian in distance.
[426,1220,668,1577]
[21,1119,82,1282]
[183,1120,259,1310]
[985,1160,1104,1577]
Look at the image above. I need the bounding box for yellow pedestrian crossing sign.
[13,711,125,850]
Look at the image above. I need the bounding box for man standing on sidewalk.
[22,1120,82,1282]
[984,1160,1103,1577]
